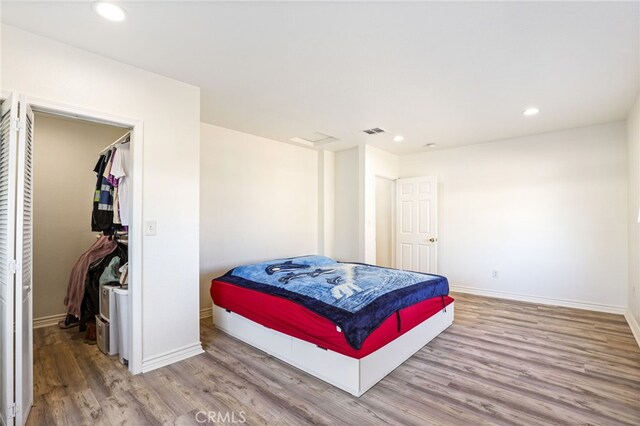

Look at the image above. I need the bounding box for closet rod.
[99,131,131,154]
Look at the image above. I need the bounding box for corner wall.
[2,25,202,370]
[333,145,399,264]
[334,147,360,261]
[400,122,628,313]
[318,150,336,258]
[362,145,399,264]
[199,123,318,312]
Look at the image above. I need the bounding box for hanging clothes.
[110,142,130,226]
[91,151,115,232]
[79,242,128,330]
[63,133,131,332]
[112,186,122,225]
[119,262,129,286]
[64,235,117,318]
[99,256,122,286]
[92,140,130,231]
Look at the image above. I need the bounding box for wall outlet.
[492,270,499,279]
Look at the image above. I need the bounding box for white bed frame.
[212,303,454,397]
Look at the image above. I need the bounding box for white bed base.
[212,302,454,397]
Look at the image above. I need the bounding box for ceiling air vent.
[363,127,385,135]
[289,131,339,147]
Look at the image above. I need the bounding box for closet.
[1,94,138,425]
[0,92,142,425]
[32,112,132,363]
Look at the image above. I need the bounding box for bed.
[210,255,454,396]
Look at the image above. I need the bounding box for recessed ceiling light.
[393,135,404,143]
[425,143,437,148]
[522,107,540,116]
[93,2,126,22]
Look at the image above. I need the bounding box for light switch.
[144,220,157,236]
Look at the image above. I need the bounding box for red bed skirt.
[211,279,454,359]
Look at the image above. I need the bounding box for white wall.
[318,150,336,258]
[199,123,318,311]
[401,122,628,313]
[627,95,640,337]
[334,144,399,264]
[2,25,202,371]
[362,145,399,264]
[375,176,394,268]
[32,113,127,320]
[334,147,360,262]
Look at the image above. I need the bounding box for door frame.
[0,90,144,375]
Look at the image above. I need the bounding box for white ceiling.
[2,1,639,154]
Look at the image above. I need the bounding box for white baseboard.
[33,313,67,329]
[450,285,626,315]
[200,307,213,319]
[625,311,640,349]
[142,342,204,373]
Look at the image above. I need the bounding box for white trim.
[450,285,626,315]
[213,303,454,397]
[625,310,640,349]
[200,307,213,319]
[141,342,204,373]
[129,123,144,375]
[24,95,144,375]
[33,313,66,329]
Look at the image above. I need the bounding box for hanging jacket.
[80,243,128,327]
[64,236,117,318]
[92,152,115,232]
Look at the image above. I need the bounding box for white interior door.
[0,94,19,426]
[395,176,438,274]
[14,97,33,425]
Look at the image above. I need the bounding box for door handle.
[428,237,438,243]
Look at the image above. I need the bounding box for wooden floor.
[28,293,640,425]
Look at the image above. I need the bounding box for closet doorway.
[32,113,128,329]
[31,111,133,418]
[0,92,143,425]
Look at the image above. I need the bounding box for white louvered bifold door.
[0,94,18,426]
[14,96,33,425]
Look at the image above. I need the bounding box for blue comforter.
[218,255,449,350]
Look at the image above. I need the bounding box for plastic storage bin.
[114,288,129,365]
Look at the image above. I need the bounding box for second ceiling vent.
[363,127,385,135]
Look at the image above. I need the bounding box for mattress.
[213,255,450,350]
[211,278,454,359]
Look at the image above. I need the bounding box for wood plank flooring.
[28,293,640,425]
